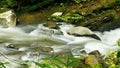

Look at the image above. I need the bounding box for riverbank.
[17,0,120,32]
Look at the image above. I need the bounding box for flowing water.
[0,23,119,68]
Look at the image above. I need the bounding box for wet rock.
[40,46,53,52]
[71,48,87,58]
[0,9,16,27]
[38,29,54,36]
[5,43,17,49]
[89,50,101,57]
[67,26,101,40]
[85,55,101,68]
[28,52,40,56]
[43,21,59,29]
[22,51,40,61]
[31,46,53,52]
[88,50,106,67]
[53,30,63,35]
[67,26,94,35]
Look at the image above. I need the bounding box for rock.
[39,46,53,52]
[85,55,101,68]
[67,26,101,40]
[31,46,53,52]
[66,0,116,15]
[53,30,63,35]
[88,50,106,67]
[28,52,40,56]
[5,43,18,49]
[51,12,63,17]
[67,26,94,35]
[51,12,63,22]
[0,9,16,27]
[71,47,87,58]
[38,29,54,36]
[43,21,59,29]
[89,50,101,57]
[5,43,15,49]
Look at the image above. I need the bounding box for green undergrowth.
[51,10,84,23]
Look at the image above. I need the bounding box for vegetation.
[33,56,81,68]
[0,0,85,13]
[73,0,93,3]
[0,0,55,13]
[52,11,84,23]
[0,61,9,68]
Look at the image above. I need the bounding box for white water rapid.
[0,23,119,68]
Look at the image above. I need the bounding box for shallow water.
[0,23,119,68]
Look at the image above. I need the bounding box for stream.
[0,23,119,68]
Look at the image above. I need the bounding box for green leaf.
[33,61,45,68]
[69,57,79,61]
[117,51,120,58]
[33,61,52,68]
[0,62,6,68]
[54,63,62,68]
[53,58,67,66]
[68,62,78,67]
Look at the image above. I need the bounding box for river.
[0,23,119,68]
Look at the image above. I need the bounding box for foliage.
[0,0,55,13]
[0,61,9,68]
[117,38,120,46]
[17,0,54,13]
[117,0,120,5]
[60,3,66,11]
[73,0,92,3]
[6,0,17,7]
[73,0,86,3]
[52,11,84,23]
[104,51,120,68]
[33,56,80,68]
[102,39,120,68]
[16,60,29,68]
[0,0,17,8]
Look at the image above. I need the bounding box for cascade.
[0,23,119,68]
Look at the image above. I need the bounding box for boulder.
[89,50,101,58]
[67,26,94,35]
[0,9,16,27]
[85,55,101,68]
[67,26,101,40]
[89,50,106,67]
